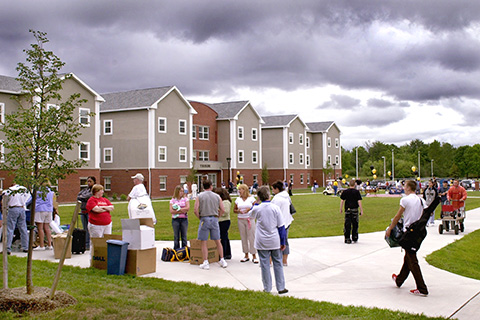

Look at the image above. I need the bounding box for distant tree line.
[341,139,479,180]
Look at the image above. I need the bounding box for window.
[335,138,339,148]
[49,180,59,193]
[79,177,89,189]
[289,153,294,164]
[104,177,112,191]
[252,151,258,164]
[198,151,209,161]
[79,142,90,160]
[253,174,258,184]
[327,155,332,165]
[300,174,304,184]
[179,119,187,135]
[0,102,4,124]
[180,176,187,184]
[299,134,303,145]
[199,126,209,140]
[192,125,196,139]
[79,108,90,127]
[335,155,339,165]
[252,128,258,141]
[179,147,187,162]
[158,117,167,133]
[289,132,293,144]
[306,155,310,166]
[103,147,113,163]
[158,146,167,162]
[0,140,4,163]
[238,126,244,140]
[307,173,310,185]
[47,103,59,111]
[306,137,310,148]
[104,120,113,135]
[289,174,294,185]
[238,150,244,163]
[299,153,304,165]
[159,176,167,191]
[328,137,331,147]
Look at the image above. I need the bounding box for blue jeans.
[80,212,90,250]
[258,249,285,293]
[172,218,188,250]
[219,220,231,258]
[7,207,29,252]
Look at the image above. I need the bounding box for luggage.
[72,228,86,254]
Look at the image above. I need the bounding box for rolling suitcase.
[72,228,86,254]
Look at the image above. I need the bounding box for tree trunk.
[26,188,37,295]
[2,195,9,289]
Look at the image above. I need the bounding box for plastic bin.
[106,239,129,275]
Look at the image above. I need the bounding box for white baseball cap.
[131,173,144,181]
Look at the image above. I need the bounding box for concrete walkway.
[8,208,480,319]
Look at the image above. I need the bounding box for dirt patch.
[0,286,76,314]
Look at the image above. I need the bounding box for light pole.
[418,151,421,179]
[226,157,231,186]
[392,149,395,183]
[431,159,434,177]
[355,147,359,179]
[382,156,386,180]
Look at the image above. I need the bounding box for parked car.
[461,179,474,190]
[377,180,387,189]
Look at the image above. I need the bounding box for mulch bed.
[0,287,76,314]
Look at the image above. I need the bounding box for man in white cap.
[127,173,148,201]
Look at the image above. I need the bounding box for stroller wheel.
[454,225,459,235]
[439,224,443,234]
[460,223,465,232]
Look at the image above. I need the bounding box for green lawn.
[0,256,446,320]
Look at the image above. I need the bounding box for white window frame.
[180,176,187,184]
[103,147,113,163]
[328,137,331,147]
[158,146,167,162]
[103,119,113,135]
[198,150,209,161]
[299,134,304,145]
[79,142,90,161]
[0,140,4,163]
[47,103,60,111]
[306,155,310,166]
[253,174,258,184]
[79,108,90,127]
[0,103,4,124]
[300,174,304,184]
[335,155,339,165]
[179,119,187,135]
[289,132,294,144]
[289,152,294,164]
[104,177,112,191]
[252,150,258,164]
[199,126,209,140]
[251,128,258,141]
[158,117,167,133]
[238,126,244,140]
[238,150,244,163]
[306,137,310,148]
[159,176,167,191]
[179,147,187,162]
[335,138,339,148]
[192,125,196,139]
[299,153,304,165]
[289,174,294,185]
[327,155,332,165]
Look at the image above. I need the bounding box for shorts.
[35,211,53,223]
[197,216,220,241]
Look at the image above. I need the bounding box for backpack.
[161,247,190,262]
[161,248,176,262]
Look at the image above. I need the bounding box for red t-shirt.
[86,196,113,226]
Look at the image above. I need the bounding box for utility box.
[107,240,129,275]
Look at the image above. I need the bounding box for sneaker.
[219,258,228,268]
[345,239,352,244]
[278,289,289,294]
[22,249,28,253]
[33,246,45,251]
[199,261,210,270]
[410,289,428,297]
[392,274,400,287]
[45,246,53,250]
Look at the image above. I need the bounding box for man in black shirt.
[340,179,364,243]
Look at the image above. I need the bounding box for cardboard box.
[52,234,72,259]
[121,218,155,250]
[91,234,122,269]
[125,247,157,276]
[189,239,219,265]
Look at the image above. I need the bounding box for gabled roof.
[306,121,341,134]
[262,114,307,129]
[101,86,174,112]
[204,100,263,123]
[0,75,23,94]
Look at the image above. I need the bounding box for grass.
[0,256,447,320]
[426,229,480,281]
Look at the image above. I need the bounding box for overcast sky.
[1,0,480,149]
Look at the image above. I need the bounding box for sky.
[1,0,480,150]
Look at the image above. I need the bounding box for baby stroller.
[439,200,465,235]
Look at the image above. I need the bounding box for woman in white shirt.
[234,184,258,263]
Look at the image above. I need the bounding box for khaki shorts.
[35,211,53,223]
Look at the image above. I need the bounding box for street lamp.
[418,151,421,179]
[356,146,359,179]
[431,159,434,177]
[392,149,395,183]
[382,156,386,180]
[226,157,231,186]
